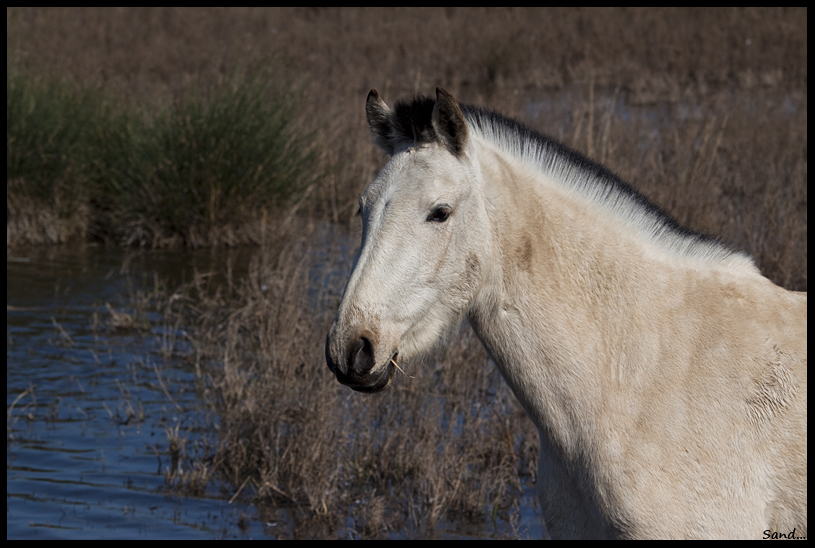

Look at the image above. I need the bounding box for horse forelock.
[389,95,438,148]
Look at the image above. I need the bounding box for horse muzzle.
[325,332,396,393]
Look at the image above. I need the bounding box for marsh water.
[7,245,270,539]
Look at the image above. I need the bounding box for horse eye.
[427,206,451,223]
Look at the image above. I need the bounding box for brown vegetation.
[8,7,807,538]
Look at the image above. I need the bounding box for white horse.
[325,88,807,539]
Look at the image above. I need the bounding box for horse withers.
[325,88,807,539]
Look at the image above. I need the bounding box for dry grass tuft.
[148,222,537,537]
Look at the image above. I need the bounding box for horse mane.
[390,94,758,273]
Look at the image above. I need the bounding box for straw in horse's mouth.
[390,353,414,378]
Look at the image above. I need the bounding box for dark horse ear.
[366,89,395,155]
[432,87,469,157]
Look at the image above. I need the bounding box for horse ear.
[432,87,469,157]
[366,89,395,155]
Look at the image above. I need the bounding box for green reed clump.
[94,72,318,247]
[7,65,319,247]
[7,67,103,243]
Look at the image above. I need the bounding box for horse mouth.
[348,364,395,393]
[340,356,396,393]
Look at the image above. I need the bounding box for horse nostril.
[349,336,375,375]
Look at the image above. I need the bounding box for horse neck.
[467,140,676,447]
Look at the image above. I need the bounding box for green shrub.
[7,67,100,220]
[7,66,318,246]
[94,72,317,246]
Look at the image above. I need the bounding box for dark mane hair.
[389,94,754,270]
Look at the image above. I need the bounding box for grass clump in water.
[6,67,102,244]
[151,225,540,538]
[95,71,319,247]
[7,66,319,247]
